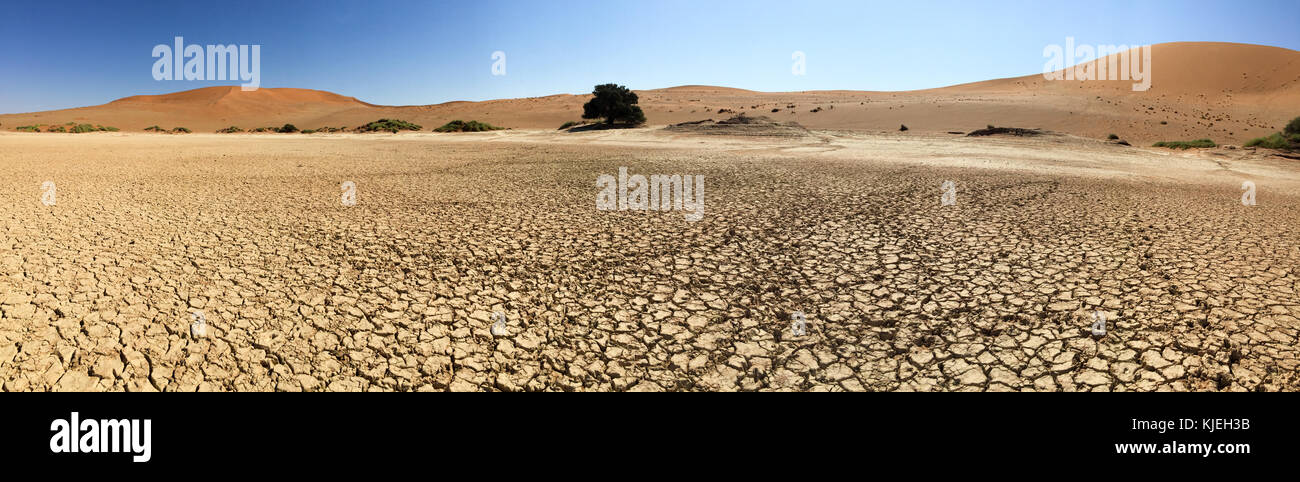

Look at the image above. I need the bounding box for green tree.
[582,84,646,125]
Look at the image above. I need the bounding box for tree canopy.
[582,84,646,125]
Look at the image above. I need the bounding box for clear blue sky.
[1,0,1297,113]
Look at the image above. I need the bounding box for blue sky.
[1,0,1297,113]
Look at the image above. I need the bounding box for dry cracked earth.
[1,132,1298,391]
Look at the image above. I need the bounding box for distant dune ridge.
[2,42,1297,143]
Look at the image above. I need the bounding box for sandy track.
[1,131,1297,391]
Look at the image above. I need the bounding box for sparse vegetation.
[69,124,118,133]
[217,126,244,133]
[301,129,316,134]
[144,125,165,132]
[48,125,67,133]
[171,127,191,134]
[1241,116,1300,151]
[1107,133,1119,140]
[16,125,41,132]
[1244,132,1300,151]
[358,119,422,133]
[581,83,646,125]
[1152,139,1216,149]
[433,120,503,133]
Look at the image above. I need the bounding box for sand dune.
[3,42,1298,144]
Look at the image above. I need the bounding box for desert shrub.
[1244,132,1300,150]
[216,126,243,133]
[1285,116,1300,136]
[144,125,164,132]
[559,121,581,130]
[301,129,316,134]
[1107,133,1119,140]
[171,127,191,133]
[899,124,908,131]
[70,124,97,133]
[1152,139,1215,149]
[582,84,646,125]
[102,126,119,132]
[16,125,40,132]
[277,124,298,133]
[359,119,422,133]
[48,125,67,133]
[433,120,503,132]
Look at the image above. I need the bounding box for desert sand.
[3,42,1298,145]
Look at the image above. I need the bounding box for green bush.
[1107,133,1119,140]
[1244,132,1300,150]
[144,125,164,132]
[433,120,503,133]
[66,124,118,133]
[48,125,67,133]
[217,126,244,133]
[301,129,316,134]
[278,124,298,133]
[1285,116,1300,136]
[582,83,645,125]
[359,119,422,133]
[16,125,40,132]
[171,127,191,134]
[1152,139,1216,149]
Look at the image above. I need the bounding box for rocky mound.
[966,126,1048,137]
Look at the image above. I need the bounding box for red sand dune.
[3,42,1298,144]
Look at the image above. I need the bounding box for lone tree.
[582,84,646,125]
